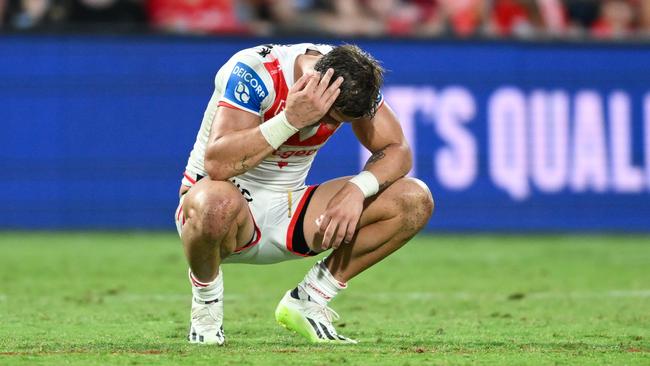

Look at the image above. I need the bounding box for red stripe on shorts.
[286,185,317,255]
[183,172,196,185]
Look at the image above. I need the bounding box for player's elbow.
[204,157,232,182]
[204,139,239,181]
[397,142,413,175]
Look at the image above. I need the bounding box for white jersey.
[182,43,340,191]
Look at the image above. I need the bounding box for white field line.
[371,290,650,300]
[0,290,648,303]
[528,290,650,299]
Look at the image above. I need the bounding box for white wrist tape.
[259,111,298,149]
[349,171,380,198]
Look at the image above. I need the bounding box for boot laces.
[306,301,340,324]
[193,300,222,328]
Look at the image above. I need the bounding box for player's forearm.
[362,143,412,191]
[204,128,274,181]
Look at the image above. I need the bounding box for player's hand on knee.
[285,68,343,129]
[316,182,364,250]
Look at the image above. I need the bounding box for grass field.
[0,232,648,365]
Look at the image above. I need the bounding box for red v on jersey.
[284,123,338,147]
[263,57,289,121]
[263,55,338,148]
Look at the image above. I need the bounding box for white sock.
[295,260,347,305]
[189,268,223,303]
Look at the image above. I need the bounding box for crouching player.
[174,43,434,344]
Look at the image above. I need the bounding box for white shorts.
[175,177,320,264]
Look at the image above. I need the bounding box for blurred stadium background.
[1,0,649,364]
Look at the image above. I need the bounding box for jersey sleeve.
[217,54,272,116]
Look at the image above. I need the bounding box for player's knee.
[183,181,243,239]
[393,177,434,230]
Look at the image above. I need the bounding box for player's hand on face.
[316,182,365,251]
[285,68,343,129]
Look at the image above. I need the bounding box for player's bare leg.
[182,179,255,281]
[180,179,256,345]
[275,177,433,343]
[306,177,434,281]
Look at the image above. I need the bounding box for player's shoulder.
[232,45,272,64]
[224,46,271,78]
[229,42,333,62]
[226,43,334,73]
[215,43,336,115]
[215,46,277,115]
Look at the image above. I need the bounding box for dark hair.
[314,44,384,119]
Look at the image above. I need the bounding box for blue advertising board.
[1,36,650,231]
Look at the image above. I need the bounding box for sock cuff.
[189,268,224,303]
[188,268,222,288]
[298,260,347,305]
[318,260,347,290]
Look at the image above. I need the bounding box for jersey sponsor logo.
[232,63,267,99]
[273,148,318,159]
[234,81,250,104]
[225,62,269,111]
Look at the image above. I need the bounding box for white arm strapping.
[259,111,298,149]
[349,171,380,198]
